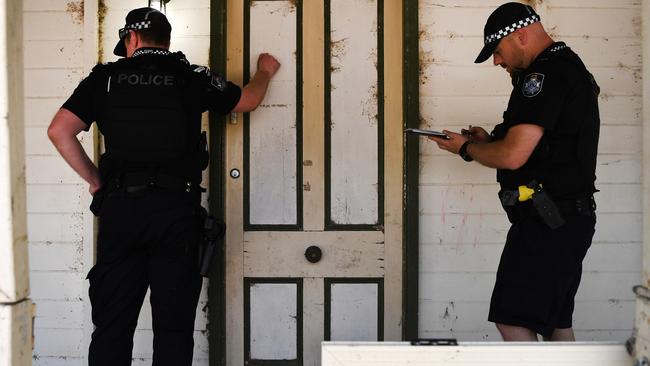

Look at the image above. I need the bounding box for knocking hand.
[257,53,281,78]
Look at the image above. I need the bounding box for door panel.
[246,0,301,228]
[225,1,402,365]
[327,0,382,227]
[325,279,383,341]
[243,231,384,277]
[245,279,302,364]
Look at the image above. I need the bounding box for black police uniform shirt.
[491,42,600,200]
[62,47,241,180]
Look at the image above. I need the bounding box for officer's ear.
[513,28,528,47]
[125,30,139,47]
[124,30,141,57]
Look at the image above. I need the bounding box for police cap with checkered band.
[475,2,540,63]
[113,7,172,57]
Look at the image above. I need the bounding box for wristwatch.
[459,141,474,162]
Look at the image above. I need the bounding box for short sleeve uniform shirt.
[492,42,600,199]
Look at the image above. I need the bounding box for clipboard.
[405,128,450,140]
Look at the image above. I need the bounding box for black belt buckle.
[126,184,149,194]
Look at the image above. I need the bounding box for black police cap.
[475,2,540,63]
[113,7,172,57]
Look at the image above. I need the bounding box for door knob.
[304,246,322,263]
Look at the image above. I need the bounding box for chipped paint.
[361,83,379,126]
[98,0,107,63]
[330,37,349,73]
[419,50,433,84]
[252,0,296,17]
[66,1,84,24]
[260,103,289,108]
[633,14,642,38]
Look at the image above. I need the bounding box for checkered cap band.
[484,15,540,44]
[549,44,567,53]
[132,48,171,57]
[118,20,152,39]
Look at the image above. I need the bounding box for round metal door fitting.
[230,168,240,179]
[304,245,322,263]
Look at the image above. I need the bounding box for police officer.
[429,2,599,341]
[47,7,280,365]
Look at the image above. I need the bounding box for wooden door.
[224,1,403,365]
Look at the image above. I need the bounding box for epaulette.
[191,65,212,76]
[191,65,228,91]
[172,51,190,65]
[91,62,113,72]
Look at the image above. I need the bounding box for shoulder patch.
[192,65,210,75]
[193,65,227,91]
[211,74,227,91]
[522,73,545,98]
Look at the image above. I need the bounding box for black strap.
[502,195,595,224]
[107,171,198,194]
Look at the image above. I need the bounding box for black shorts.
[488,213,595,337]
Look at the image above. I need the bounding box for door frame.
[207,1,421,365]
[402,0,420,343]
[207,1,229,365]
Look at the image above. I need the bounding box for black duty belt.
[554,196,596,217]
[501,195,596,227]
[107,171,199,194]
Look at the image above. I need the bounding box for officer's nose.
[493,54,502,66]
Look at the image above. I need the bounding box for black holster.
[198,208,226,277]
[499,181,566,230]
[89,188,106,216]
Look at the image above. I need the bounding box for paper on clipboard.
[405,128,450,140]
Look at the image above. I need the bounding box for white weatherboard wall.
[418,0,642,341]
[24,0,95,364]
[24,0,212,364]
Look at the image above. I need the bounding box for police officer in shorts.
[47,7,280,365]
[429,2,600,341]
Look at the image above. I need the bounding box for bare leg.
[496,323,538,341]
[542,328,575,342]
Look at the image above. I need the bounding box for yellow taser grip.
[518,185,535,202]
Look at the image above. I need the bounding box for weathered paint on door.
[225,1,403,365]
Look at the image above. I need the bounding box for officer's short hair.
[125,28,170,48]
[114,7,172,57]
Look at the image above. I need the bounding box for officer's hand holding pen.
[461,125,491,143]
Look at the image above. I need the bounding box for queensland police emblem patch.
[522,73,545,97]
[211,74,227,91]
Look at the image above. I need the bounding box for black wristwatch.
[459,141,474,162]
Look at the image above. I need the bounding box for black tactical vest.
[96,52,205,181]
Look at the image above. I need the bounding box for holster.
[89,188,106,216]
[198,208,226,277]
[499,181,566,230]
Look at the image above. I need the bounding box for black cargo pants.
[87,188,203,366]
